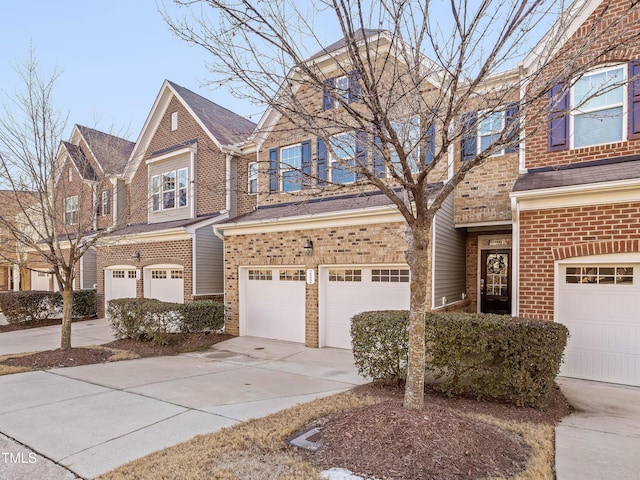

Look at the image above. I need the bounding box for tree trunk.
[60,287,73,350]
[403,223,432,410]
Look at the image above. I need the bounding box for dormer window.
[151,168,188,211]
[171,112,178,131]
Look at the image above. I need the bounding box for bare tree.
[163,0,640,408]
[0,53,130,350]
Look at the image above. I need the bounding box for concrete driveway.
[556,377,640,480]
[0,335,366,479]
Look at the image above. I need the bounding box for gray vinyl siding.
[148,153,191,224]
[81,248,97,290]
[432,195,466,308]
[195,225,224,294]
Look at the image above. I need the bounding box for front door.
[481,250,511,314]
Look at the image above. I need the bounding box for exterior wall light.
[303,239,313,256]
[131,252,140,260]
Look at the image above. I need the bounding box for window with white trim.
[329,269,362,282]
[127,270,137,279]
[64,195,78,225]
[151,270,167,279]
[329,132,356,184]
[372,269,410,283]
[279,269,305,281]
[390,118,421,175]
[565,266,633,285]
[281,144,303,192]
[335,75,350,103]
[171,270,183,279]
[572,65,625,148]
[479,111,505,154]
[100,190,110,216]
[248,162,258,194]
[151,168,188,212]
[248,269,272,280]
[112,270,125,278]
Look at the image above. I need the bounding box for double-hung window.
[248,162,258,194]
[479,111,506,155]
[572,65,625,148]
[151,168,188,211]
[64,195,78,225]
[390,118,422,175]
[100,190,110,216]
[460,105,519,161]
[329,132,356,184]
[281,144,303,192]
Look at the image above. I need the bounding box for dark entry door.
[481,250,511,314]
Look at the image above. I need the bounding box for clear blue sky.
[0,0,259,142]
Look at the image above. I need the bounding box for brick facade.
[96,238,193,317]
[518,202,640,320]
[224,221,410,346]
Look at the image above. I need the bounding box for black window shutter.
[348,70,361,103]
[301,140,311,189]
[425,121,435,165]
[460,112,477,161]
[105,189,112,215]
[355,131,367,180]
[548,83,569,151]
[372,134,385,178]
[322,78,335,111]
[268,148,279,192]
[629,60,640,139]
[316,139,327,185]
[504,102,520,154]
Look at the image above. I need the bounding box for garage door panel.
[241,268,305,344]
[559,262,640,386]
[145,267,184,303]
[321,266,410,349]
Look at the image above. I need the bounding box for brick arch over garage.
[552,239,640,261]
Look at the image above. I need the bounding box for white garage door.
[31,270,53,291]
[240,267,305,343]
[320,266,411,349]
[104,268,137,307]
[558,263,640,386]
[144,266,184,303]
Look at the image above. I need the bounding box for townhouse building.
[512,0,640,385]
[95,80,256,316]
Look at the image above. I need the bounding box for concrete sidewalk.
[556,377,640,480]
[0,318,115,356]
[0,336,365,479]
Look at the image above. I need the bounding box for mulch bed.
[298,381,571,480]
[0,332,233,370]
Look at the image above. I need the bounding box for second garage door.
[320,266,411,349]
[104,267,137,308]
[144,265,185,303]
[558,261,640,386]
[240,267,306,343]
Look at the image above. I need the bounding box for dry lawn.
[99,392,555,480]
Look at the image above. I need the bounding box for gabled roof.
[61,141,98,181]
[124,80,256,181]
[75,125,135,176]
[308,28,386,61]
[166,81,256,146]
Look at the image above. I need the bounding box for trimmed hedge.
[107,298,224,345]
[0,290,97,323]
[425,312,568,407]
[71,289,98,318]
[177,301,224,333]
[351,310,409,380]
[0,291,61,323]
[351,310,569,408]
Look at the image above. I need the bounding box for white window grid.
[329,269,362,282]
[372,269,410,283]
[279,269,305,281]
[565,266,633,285]
[112,270,125,279]
[64,195,78,225]
[280,144,302,192]
[570,64,626,149]
[329,132,356,184]
[171,270,183,279]
[151,168,188,212]
[248,162,258,194]
[151,270,167,279]
[248,269,272,281]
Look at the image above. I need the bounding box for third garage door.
[320,266,411,349]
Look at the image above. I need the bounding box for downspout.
[225,153,232,214]
[511,195,520,317]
